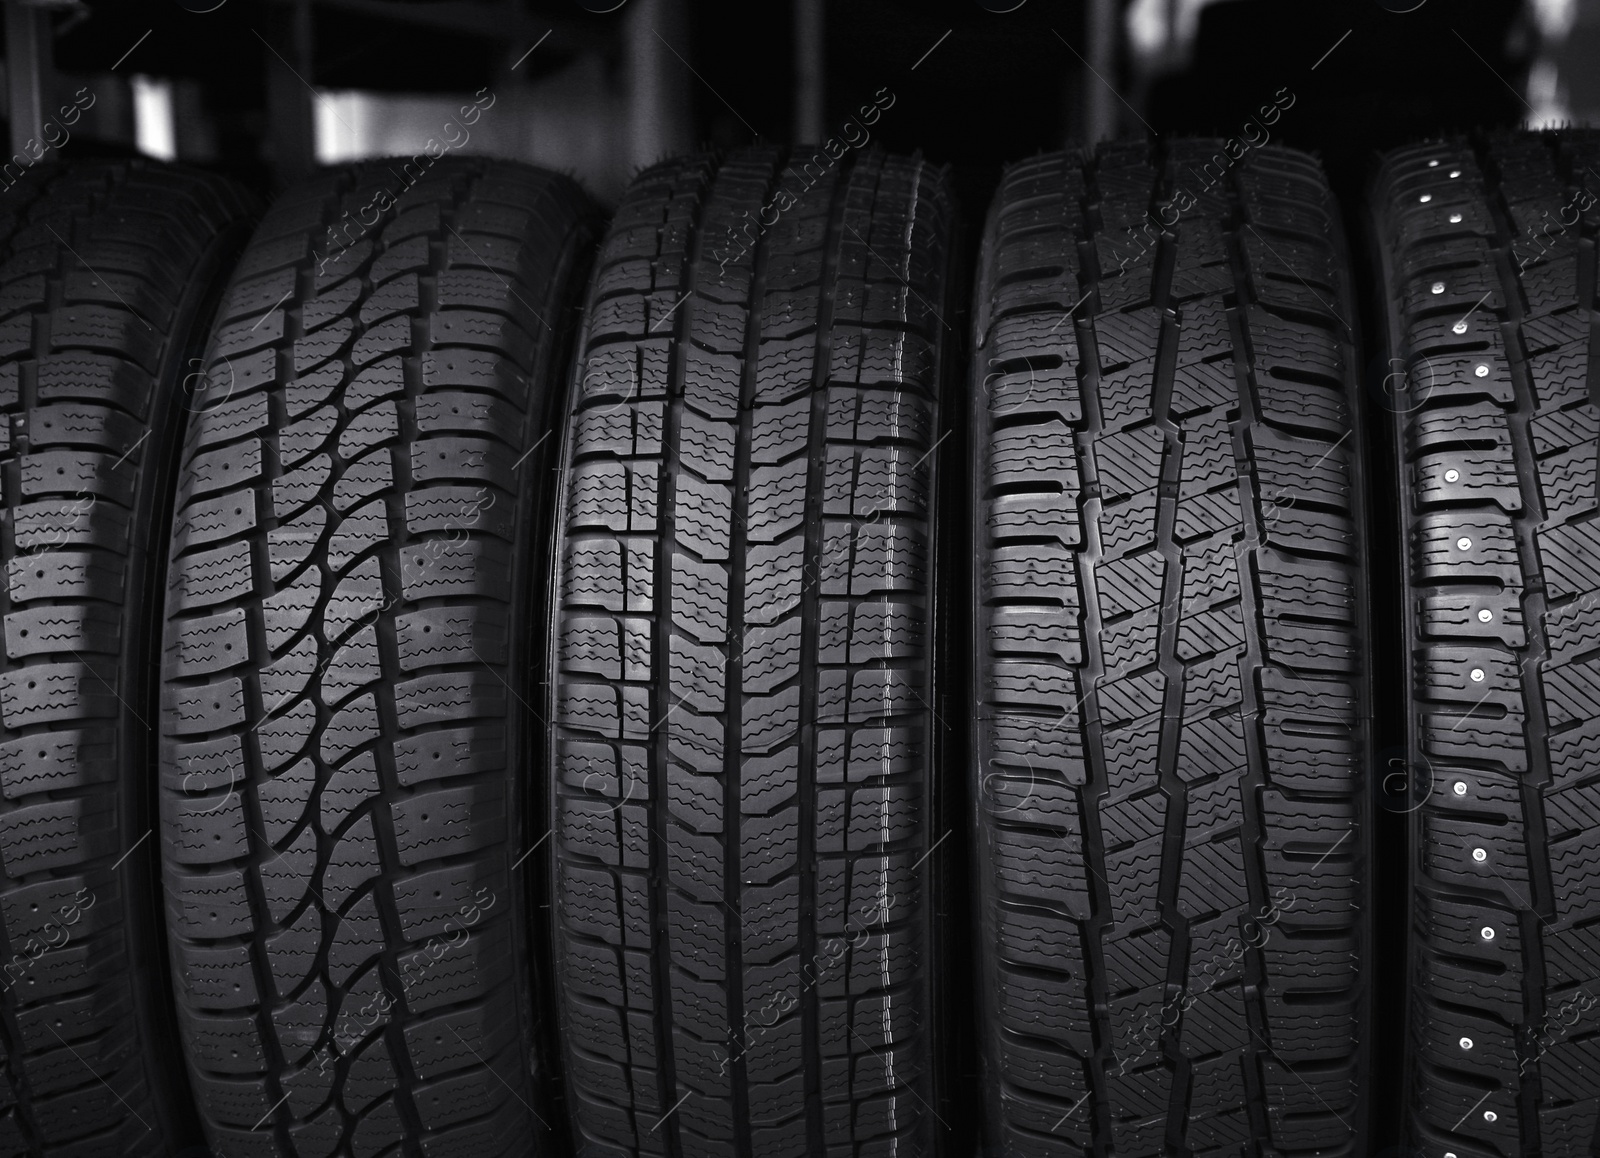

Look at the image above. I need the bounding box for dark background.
[12,1,1589,1151]
[27,0,1551,219]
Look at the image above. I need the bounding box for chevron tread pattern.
[969,142,1371,1157]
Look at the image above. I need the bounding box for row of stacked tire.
[0,128,1591,1158]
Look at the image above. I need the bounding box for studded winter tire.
[1374,130,1600,1157]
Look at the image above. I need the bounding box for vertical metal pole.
[626,0,692,173]
[1085,0,1118,143]
[263,0,316,183]
[172,79,218,162]
[6,3,54,160]
[793,0,824,144]
[82,73,135,149]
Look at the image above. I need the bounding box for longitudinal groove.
[1143,152,1192,1152]
[794,154,855,1158]
[1218,161,1277,1148]
[1378,129,1600,1158]
[722,152,782,1158]
[1065,147,1119,1153]
[241,169,341,1157]
[1480,136,1559,1158]
[1479,138,1559,926]
[970,140,1371,1157]
[648,161,707,1158]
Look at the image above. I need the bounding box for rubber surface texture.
[0,160,255,1157]
[157,158,596,1158]
[1375,131,1600,1157]
[968,142,1373,1156]
[548,146,958,1158]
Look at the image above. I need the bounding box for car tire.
[0,160,257,1157]
[969,141,1374,1156]
[1373,129,1600,1157]
[547,145,960,1158]
[156,157,597,1158]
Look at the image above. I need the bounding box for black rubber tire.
[0,160,255,1157]
[546,146,959,1157]
[156,158,597,1158]
[967,142,1374,1156]
[1373,131,1600,1157]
